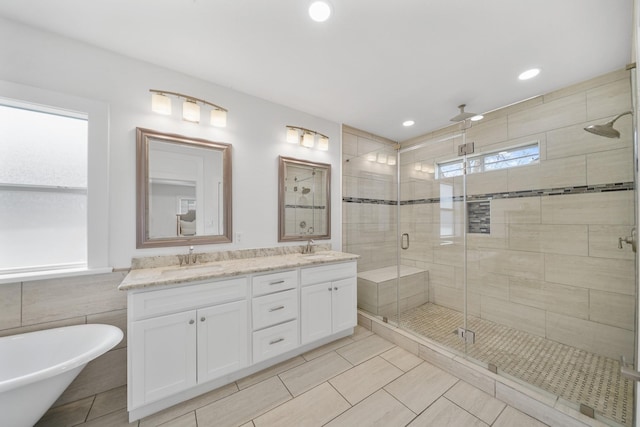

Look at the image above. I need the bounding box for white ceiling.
[0,0,633,141]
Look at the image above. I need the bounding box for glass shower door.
[397,130,469,355]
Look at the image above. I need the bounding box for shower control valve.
[618,228,637,253]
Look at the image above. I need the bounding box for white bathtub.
[0,324,123,427]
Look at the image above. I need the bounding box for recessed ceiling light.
[403,120,415,127]
[309,1,332,22]
[470,114,484,122]
[518,68,541,80]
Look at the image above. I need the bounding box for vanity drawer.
[301,262,356,286]
[252,289,298,330]
[252,270,297,296]
[252,320,298,363]
[131,277,248,320]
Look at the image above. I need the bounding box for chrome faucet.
[180,246,197,265]
[303,239,315,254]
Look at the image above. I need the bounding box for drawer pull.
[269,337,285,345]
[269,280,285,285]
[269,305,285,312]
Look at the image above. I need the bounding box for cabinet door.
[131,310,197,407]
[301,282,333,344]
[197,300,249,383]
[332,277,357,333]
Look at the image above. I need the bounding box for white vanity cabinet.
[124,255,358,421]
[128,276,249,409]
[300,262,357,344]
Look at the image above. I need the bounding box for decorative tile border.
[285,205,327,209]
[343,182,635,206]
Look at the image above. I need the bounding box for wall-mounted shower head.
[450,104,479,122]
[584,111,632,138]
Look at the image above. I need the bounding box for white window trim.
[0,80,110,282]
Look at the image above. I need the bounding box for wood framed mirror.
[136,127,232,248]
[278,156,331,242]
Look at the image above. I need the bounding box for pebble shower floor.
[399,303,633,427]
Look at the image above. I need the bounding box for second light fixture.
[286,125,329,151]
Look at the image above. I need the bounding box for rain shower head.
[449,104,481,122]
[584,111,632,138]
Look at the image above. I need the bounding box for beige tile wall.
[345,68,636,361]
[0,271,128,406]
[342,126,398,272]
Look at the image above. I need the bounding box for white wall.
[0,17,342,268]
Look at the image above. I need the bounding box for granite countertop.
[119,250,358,291]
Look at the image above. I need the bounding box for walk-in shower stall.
[343,67,638,427]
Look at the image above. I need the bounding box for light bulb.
[302,132,315,148]
[414,162,422,171]
[182,100,200,123]
[210,109,227,127]
[377,153,387,164]
[518,68,541,80]
[387,156,396,166]
[286,127,299,144]
[317,135,329,151]
[367,153,377,162]
[151,93,171,115]
[309,1,331,22]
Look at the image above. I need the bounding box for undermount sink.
[162,264,224,275]
[301,254,335,260]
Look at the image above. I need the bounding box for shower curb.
[357,310,618,427]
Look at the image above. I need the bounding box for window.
[0,81,109,280]
[437,142,539,179]
[0,103,87,273]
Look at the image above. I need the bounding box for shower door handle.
[401,233,410,250]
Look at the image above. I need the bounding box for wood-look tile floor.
[37,326,549,427]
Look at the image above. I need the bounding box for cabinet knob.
[189,319,195,325]
[200,317,206,322]
[328,287,332,291]
[334,287,338,290]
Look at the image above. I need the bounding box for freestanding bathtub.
[0,324,123,427]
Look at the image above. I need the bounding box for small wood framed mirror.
[278,156,331,242]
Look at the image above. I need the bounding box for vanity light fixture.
[285,125,330,151]
[149,89,228,127]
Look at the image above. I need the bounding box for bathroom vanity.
[119,249,358,421]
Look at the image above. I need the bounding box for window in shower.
[436,141,539,178]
